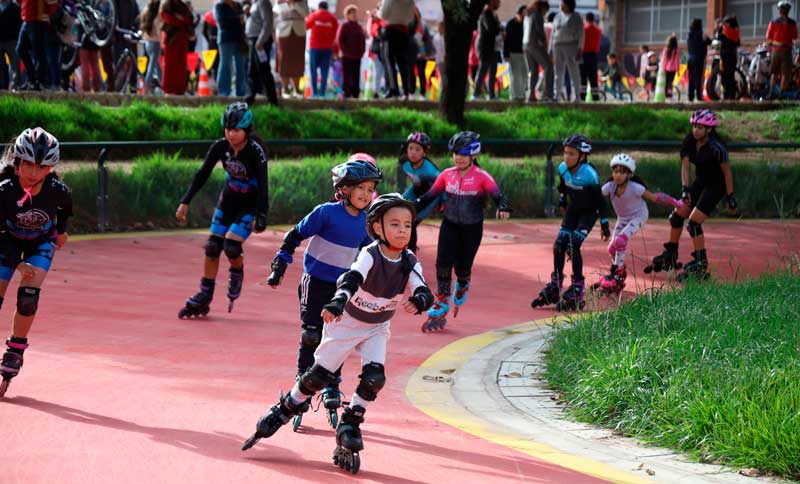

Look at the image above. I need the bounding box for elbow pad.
[279,228,304,257]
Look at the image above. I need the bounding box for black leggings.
[435,218,483,295]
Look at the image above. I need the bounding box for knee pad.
[553,230,570,257]
[298,363,336,395]
[205,236,224,259]
[355,362,386,402]
[687,220,704,238]
[223,239,243,260]
[300,327,322,349]
[568,230,587,256]
[608,234,629,256]
[669,211,685,229]
[17,287,40,317]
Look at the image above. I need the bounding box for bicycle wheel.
[88,0,116,47]
[114,52,134,93]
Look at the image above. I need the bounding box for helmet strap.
[377,214,406,252]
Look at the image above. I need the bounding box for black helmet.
[221,102,253,130]
[406,131,432,151]
[331,159,383,190]
[366,193,416,241]
[448,131,481,155]
[562,134,592,154]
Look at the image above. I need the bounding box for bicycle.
[113,27,144,93]
[59,0,117,90]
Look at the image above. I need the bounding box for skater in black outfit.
[645,109,736,281]
[531,134,610,311]
[0,128,72,398]
[176,102,269,317]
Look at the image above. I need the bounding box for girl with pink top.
[661,34,680,99]
[414,131,512,332]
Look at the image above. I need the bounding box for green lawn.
[545,270,800,479]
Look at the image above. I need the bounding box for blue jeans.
[308,48,332,97]
[217,41,247,96]
[144,40,162,88]
[46,28,61,89]
[16,21,48,87]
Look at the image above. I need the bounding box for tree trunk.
[440,0,487,127]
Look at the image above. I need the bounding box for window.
[727,0,799,39]
[624,0,707,45]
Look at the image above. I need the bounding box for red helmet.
[690,109,718,127]
[347,152,377,166]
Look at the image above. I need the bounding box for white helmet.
[778,0,791,10]
[610,153,636,173]
[14,127,60,166]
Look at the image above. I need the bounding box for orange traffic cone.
[137,75,145,95]
[197,65,211,97]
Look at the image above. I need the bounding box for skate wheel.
[0,378,9,398]
[643,266,653,274]
[350,452,360,474]
[178,308,188,319]
[328,409,338,429]
[228,300,234,313]
[292,413,302,432]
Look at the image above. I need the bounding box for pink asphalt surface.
[2,220,797,484]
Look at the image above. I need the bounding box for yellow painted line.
[405,318,656,484]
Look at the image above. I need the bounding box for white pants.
[313,316,391,373]
[612,214,648,267]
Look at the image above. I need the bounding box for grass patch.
[545,269,800,479]
[2,97,800,143]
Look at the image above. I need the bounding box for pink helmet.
[348,152,377,166]
[690,109,718,127]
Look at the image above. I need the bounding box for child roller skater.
[532,134,610,311]
[175,102,268,318]
[592,153,684,296]
[414,131,511,332]
[0,128,73,397]
[644,109,736,281]
[397,131,443,252]
[243,194,434,475]
[265,155,382,430]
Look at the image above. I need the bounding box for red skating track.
[2,220,797,484]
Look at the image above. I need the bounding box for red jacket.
[306,9,338,50]
[767,16,798,50]
[583,22,601,53]
[336,20,366,59]
[21,0,57,23]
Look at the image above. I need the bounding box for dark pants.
[46,28,61,89]
[297,274,341,379]
[687,55,705,101]
[720,53,737,100]
[248,37,278,105]
[665,70,676,98]
[580,51,598,94]
[341,57,360,98]
[435,218,483,295]
[382,26,411,96]
[411,57,427,96]
[16,21,48,87]
[554,209,596,281]
[474,51,498,98]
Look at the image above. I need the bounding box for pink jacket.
[661,47,680,72]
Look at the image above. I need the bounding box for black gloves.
[322,292,348,317]
[266,256,287,286]
[726,193,737,211]
[255,213,268,232]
